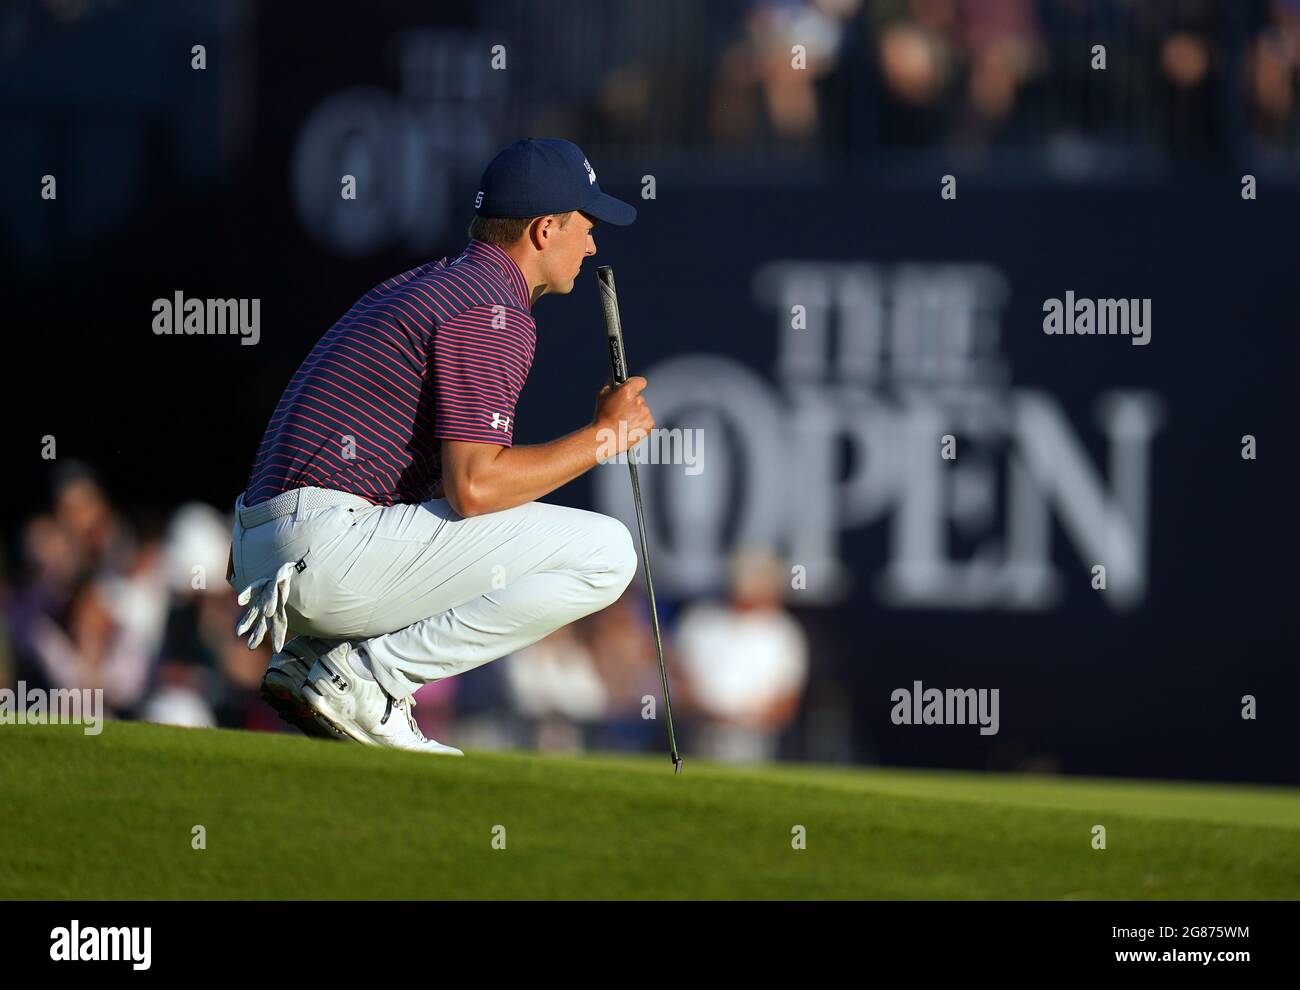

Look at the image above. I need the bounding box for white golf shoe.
[260,637,344,740]
[300,645,464,756]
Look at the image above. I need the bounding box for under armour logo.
[490,412,512,431]
[320,658,349,693]
[583,158,596,185]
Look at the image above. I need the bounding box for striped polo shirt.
[244,239,536,507]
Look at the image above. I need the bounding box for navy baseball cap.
[474,138,637,226]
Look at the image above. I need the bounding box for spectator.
[151,502,274,731]
[139,661,217,729]
[506,623,608,752]
[1247,0,1300,146]
[675,547,809,764]
[710,0,859,147]
[8,466,156,716]
[51,462,133,579]
[582,588,672,752]
[18,572,153,716]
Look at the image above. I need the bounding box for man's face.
[539,211,597,295]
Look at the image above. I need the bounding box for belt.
[236,487,373,528]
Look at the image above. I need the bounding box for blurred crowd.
[6,0,1299,165]
[1,464,813,764]
[501,0,1300,160]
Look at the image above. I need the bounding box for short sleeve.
[430,305,536,445]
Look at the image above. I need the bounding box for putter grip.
[596,265,629,385]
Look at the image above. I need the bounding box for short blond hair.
[467,210,573,247]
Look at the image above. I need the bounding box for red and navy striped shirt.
[244,239,536,507]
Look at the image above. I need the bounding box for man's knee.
[589,514,638,595]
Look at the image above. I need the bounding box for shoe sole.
[260,669,348,741]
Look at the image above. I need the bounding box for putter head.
[672,754,683,775]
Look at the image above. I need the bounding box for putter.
[595,264,683,775]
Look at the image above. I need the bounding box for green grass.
[2,722,1298,899]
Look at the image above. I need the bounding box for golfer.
[226,139,653,754]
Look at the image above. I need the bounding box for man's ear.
[527,215,547,250]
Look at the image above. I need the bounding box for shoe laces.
[395,696,425,740]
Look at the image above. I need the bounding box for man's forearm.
[468,423,606,515]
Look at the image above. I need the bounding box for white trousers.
[230,487,638,701]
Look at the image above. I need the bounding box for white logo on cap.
[475,191,484,208]
[583,158,596,185]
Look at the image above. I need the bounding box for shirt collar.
[463,239,532,311]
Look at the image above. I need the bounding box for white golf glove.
[235,560,297,652]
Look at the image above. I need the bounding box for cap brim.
[585,192,637,226]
